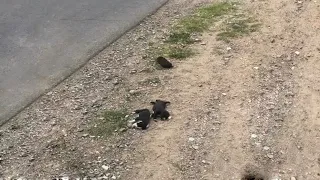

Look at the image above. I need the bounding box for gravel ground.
[1,0,320,179]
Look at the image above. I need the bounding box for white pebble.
[263,146,270,151]
[102,165,110,171]
[251,134,258,138]
[192,145,199,150]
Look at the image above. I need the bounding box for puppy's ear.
[150,101,156,105]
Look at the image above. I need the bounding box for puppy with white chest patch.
[150,100,171,120]
[128,109,151,130]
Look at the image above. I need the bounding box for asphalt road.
[0,0,167,124]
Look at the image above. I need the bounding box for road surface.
[0,0,167,124]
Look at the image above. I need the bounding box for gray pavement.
[0,0,167,124]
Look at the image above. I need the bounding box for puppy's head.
[151,100,170,105]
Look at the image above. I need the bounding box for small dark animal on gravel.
[128,109,151,130]
[150,100,171,120]
[156,56,173,68]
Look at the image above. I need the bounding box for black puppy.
[150,100,171,120]
[156,57,173,68]
[128,109,151,130]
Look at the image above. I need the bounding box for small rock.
[82,110,89,115]
[192,145,199,150]
[201,160,207,164]
[104,76,112,81]
[295,51,300,55]
[111,175,117,179]
[29,157,35,162]
[82,134,89,137]
[227,47,232,51]
[130,70,137,74]
[119,128,126,132]
[267,154,274,159]
[113,79,119,85]
[102,165,110,171]
[188,137,195,142]
[17,177,27,180]
[200,42,206,45]
[253,66,259,69]
[198,84,203,87]
[263,146,270,151]
[271,39,275,43]
[129,90,136,94]
[291,177,297,180]
[251,134,258,138]
[222,93,227,96]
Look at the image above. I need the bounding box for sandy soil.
[0,0,320,179]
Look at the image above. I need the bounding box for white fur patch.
[132,123,138,128]
[168,116,172,120]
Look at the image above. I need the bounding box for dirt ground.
[0,0,320,179]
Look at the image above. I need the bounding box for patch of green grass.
[166,32,194,44]
[217,18,261,42]
[88,110,128,137]
[174,2,235,34]
[162,46,195,59]
[149,2,235,61]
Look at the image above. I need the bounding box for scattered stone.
[222,93,227,96]
[227,47,232,51]
[119,128,126,132]
[104,76,112,81]
[192,145,199,150]
[102,165,110,171]
[188,137,195,142]
[113,79,119,85]
[271,39,275,43]
[200,42,206,45]
[198,84,203,87]
[291,177,297,180]
[251,134,258,138]
[263,146,270,151]
[129,90,137,94]
[267,154,274,159]
[111,175,117,179]
[82,134,89,137]
[130,70,137,74]
[295,51,300,55]
[253,66,259,69]
[17,177,27,180]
